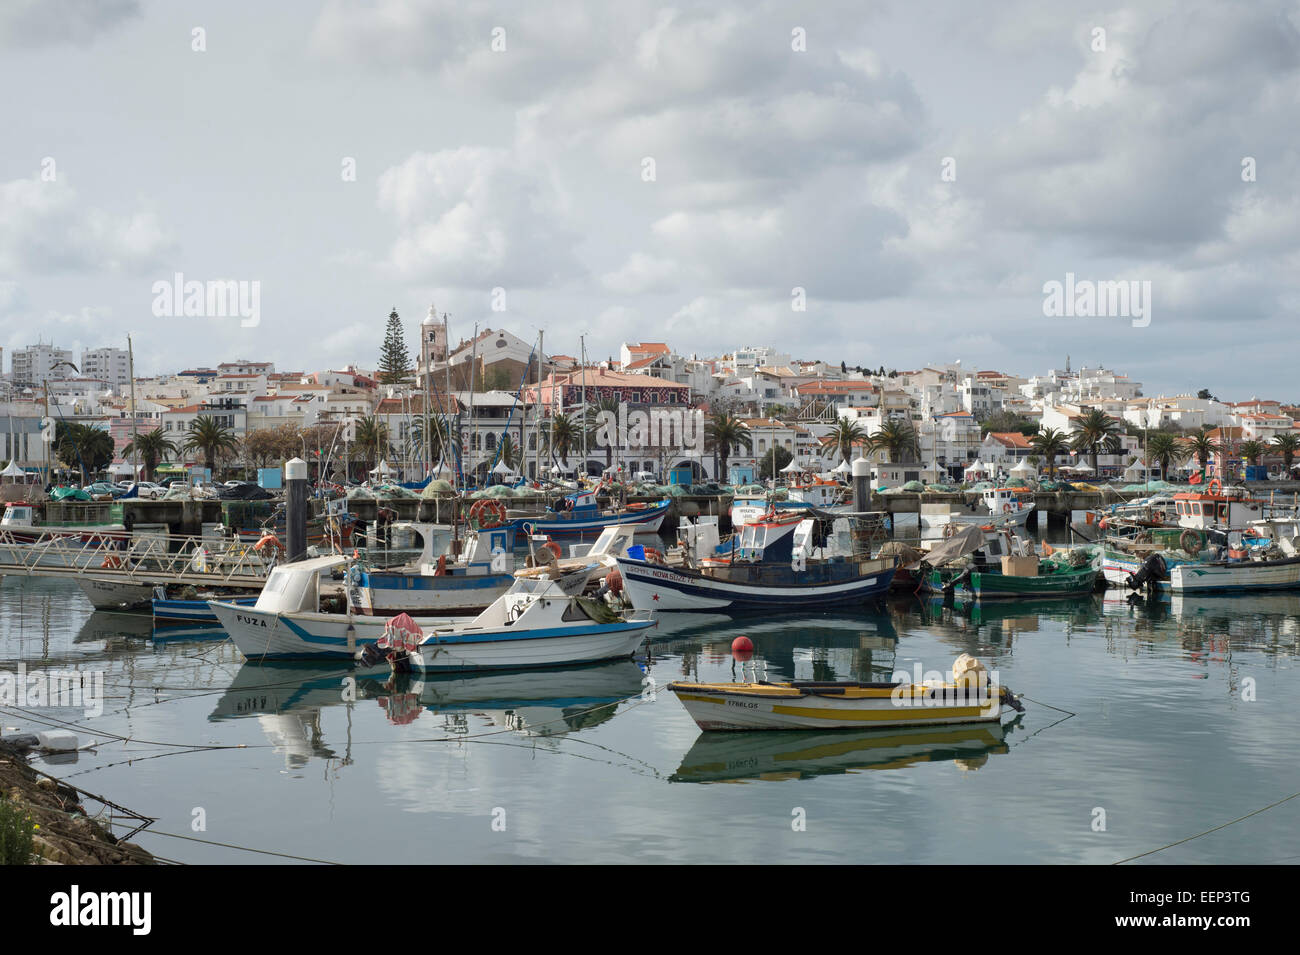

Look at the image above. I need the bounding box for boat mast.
[580,334,588,472]
[467,323,479,486]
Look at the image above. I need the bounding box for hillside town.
[3,307,1298,488]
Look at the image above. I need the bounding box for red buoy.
[731,635,754,659]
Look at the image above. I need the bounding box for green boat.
[949,565,1098,600]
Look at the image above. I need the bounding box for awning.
[904,524,987,570]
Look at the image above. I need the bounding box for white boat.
[950,486,1035,528]
[1168,555,1300,593]
[381,577,655,672]
[210,555,654,668]
[75,576,156,610]
[729,479,849,529]
[209,555,456,659]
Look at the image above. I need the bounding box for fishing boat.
[153,592,259,622]
[949,486,1036,528]
[1167,555,1300,593]
[926,556,1098,601]
[614,511,896,612]
[668,654,1021,731]
[728,478,851,530]
[508,488,670,541]
[209,555,652,665]
[366,578,655,672]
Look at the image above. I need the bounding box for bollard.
[852,457,871,513]
[286,457,307,563]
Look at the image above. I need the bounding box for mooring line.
[1113,789,1300,864]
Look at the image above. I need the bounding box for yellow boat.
[668,656,1022,731]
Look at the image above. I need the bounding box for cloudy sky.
[1,0,1297,397]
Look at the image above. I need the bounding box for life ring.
[542,539,562,561]
[100,554,124,569]
[1002,503,1013,514]
[1207,479,1221,496]
[1180,529,1206,554]
[255,533,283,553]
[470,498,508,529]
[434,554,447,576]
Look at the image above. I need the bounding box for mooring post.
[286,457,307,563]
[852,457,870,513]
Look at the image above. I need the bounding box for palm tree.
[547,412,578,467]
[869,418,920,463]
[1144,431,1188,481]
[1029,427,1070,480]
[1185,429,1216,473]
[1239,439,1266,465]
[497,433,520,471]
[182,416,240,479]
[1271,432,1299,474]
[410,413,461,469]
[704,412,752,478]
[54,421,116,484]
[829,416,867,464]
[121,428,177,482]
[352,416,390,477]
[1070,409,1123,473]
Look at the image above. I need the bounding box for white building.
[80,348,131,392]
[11,344,76,388]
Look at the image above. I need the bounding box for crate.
[1001,554,1040,577]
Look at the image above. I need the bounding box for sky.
[1,0,1297,398]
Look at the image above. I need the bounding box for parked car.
[83,482,121,499]
[131,481,166,500]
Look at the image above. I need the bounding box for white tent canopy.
[1068,463,1094,473]
[492,460,515,475]
[370,459,394,475]
[1,459,28,479]
[831,460,852,474]
[964,459,987,474]
[780,459,803,473]
[1009,459,1036,474]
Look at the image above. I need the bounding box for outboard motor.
[1125,552,1167,591]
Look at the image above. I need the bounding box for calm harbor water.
[2,569,1298,865]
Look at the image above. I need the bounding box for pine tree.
[379,307,412,385]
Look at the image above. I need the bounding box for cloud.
[0,0,139,49]
[375,148,583,288]
[0,177,175,274]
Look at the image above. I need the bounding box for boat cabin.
[981,486,1033,516]
[786,479,844,509]
[733,514,801,563]
[1173,484,1265,531]
[255,554,350,614]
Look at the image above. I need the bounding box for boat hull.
[76,576,155,610]
[615,556,896,612]
[669,681,1006,731]
[510,501,669,539]
[154,596,258,623]
[406,620,653,671]
[1169,557,1300,593]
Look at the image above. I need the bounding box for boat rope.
[1017,695,1076,717]
[103,820,344,865]
[1112,788,1300,865]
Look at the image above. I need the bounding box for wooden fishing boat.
[668,656,1021,731]
[615,512,894,612]
[1168,555,1300,593]
[932,563,1098,600]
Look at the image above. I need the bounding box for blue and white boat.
[209,554,654,666]
[510,489,670,541]
[615,512,896,613]
[154,591,258,623]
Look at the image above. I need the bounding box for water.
[2,573,1298,865]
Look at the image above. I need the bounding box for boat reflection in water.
[209,659,648,767]
[670,718,1020,784]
